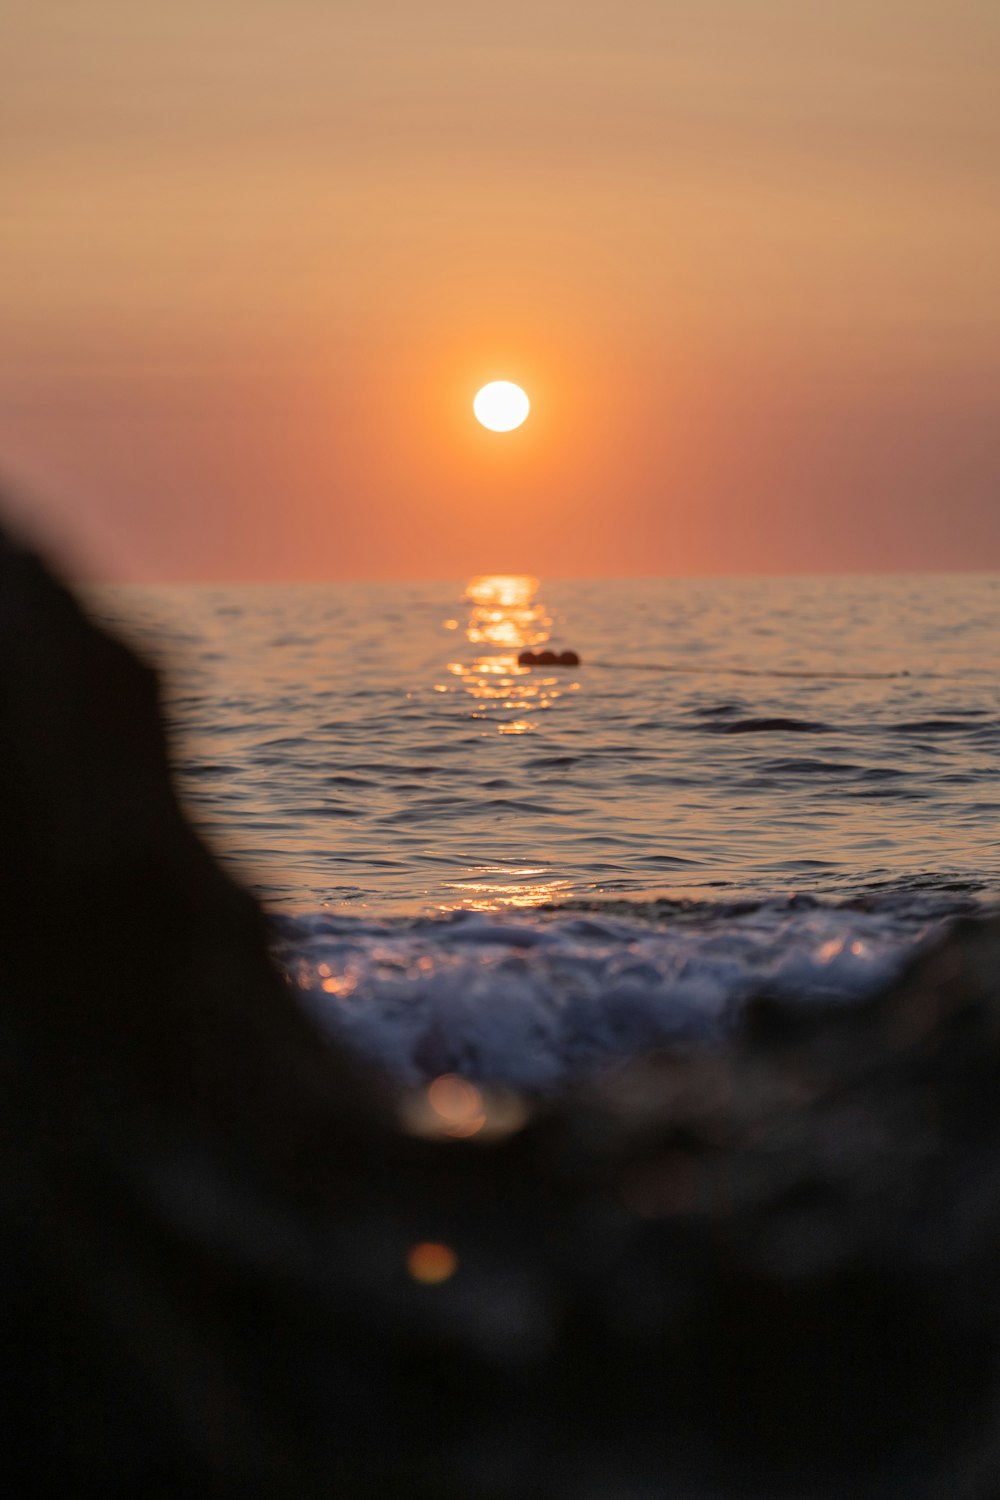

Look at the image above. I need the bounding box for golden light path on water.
[437,574,581,913]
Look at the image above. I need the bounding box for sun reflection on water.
[441,867,572,911]
[428,576,583,913]
[436,575,579,737]
[464,574,551,649]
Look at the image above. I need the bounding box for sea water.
[92,573,1000,1088]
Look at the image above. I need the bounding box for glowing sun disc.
[473,381,530,432]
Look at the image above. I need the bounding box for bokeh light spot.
[407,1242,458,1285]
[427,1074,485,1135]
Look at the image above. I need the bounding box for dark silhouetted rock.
[2,519,1000,1498]
[517,648,580,667]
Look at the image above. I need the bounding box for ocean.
[92,572,1000,1090]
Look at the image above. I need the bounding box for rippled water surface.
[95,572,1000,913]
[91,572,1000,1083]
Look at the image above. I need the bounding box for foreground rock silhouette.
[2,522,1000,1498]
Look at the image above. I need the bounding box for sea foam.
[274,895,969,1091]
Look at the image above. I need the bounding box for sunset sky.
[3,0,998,581]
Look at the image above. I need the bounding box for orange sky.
[3,0,999,580]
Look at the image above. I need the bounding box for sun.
[473,381,530,432]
